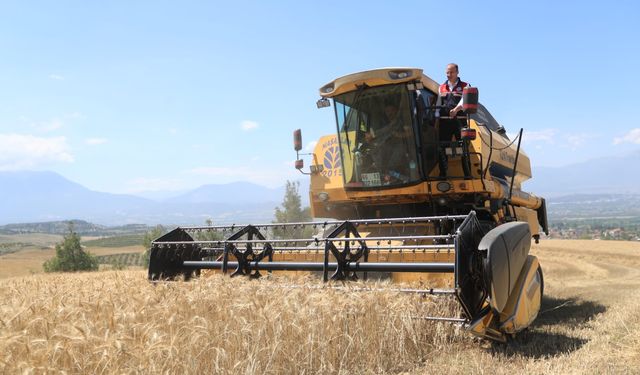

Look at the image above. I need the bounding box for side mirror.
[463,87,479,114]
[316,98,330,108]
[293,129,302,151]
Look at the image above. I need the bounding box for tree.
[43,222,98,272]
[196,219,224,242]
[273,181,313,239]
[142,225,167,267]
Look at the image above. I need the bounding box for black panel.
[537,198,549,235]
[478,222,531,312]
[148,228,203,281]
[454,212,489,320]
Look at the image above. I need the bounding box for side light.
[321,84,334,94]
[317,192,330,202]
[316,98,331,108]
[462,87,479,114]
[293,129,302,151]
[310,164,324,174]
[461,128,477,140]
[388,70,412,80]
[436,181,452,193]
[295,159,304,170]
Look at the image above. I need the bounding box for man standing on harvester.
[437,63,471,179]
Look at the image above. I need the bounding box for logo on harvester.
[322,145,342,177]
[324,146,341,170]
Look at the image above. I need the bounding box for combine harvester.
[149,67,549,342]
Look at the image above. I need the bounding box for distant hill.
[0,171,156,225]
[0,220,151,236]
[2,155,638,227]
[545,193,640,220]
[166,181,286,204]
[0,171,307,226]
[524,150,640,197]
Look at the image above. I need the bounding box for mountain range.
[524,150,640,197]
[0,151,637,226]
[0,171,309,226]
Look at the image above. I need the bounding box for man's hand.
[449,107,461,118]
[364,131,374,142]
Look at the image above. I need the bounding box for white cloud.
[566,133,594,150]
[522,129,557,143]
[85,138,108,145]
[304,140,318,152]
[240,120,259,131]
[126,164,302,193]
[186,165,299,187]
[35,119,64,132]
[613,128,640,145]
[0,134,73,170]
[65,112,84,120]
[509,129,596,152]
[49,74,65,81]
[28,114,83,132]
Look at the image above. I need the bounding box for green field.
[95,252,145,267]
[82,234,145,247]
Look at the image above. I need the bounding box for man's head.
[384,104,398,121]
[446,63,459,83]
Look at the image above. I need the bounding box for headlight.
[317,192,330,202]
[436,181,452,193]
[388,70,412,80]
[321,84,334,94]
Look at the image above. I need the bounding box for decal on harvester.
[322,145,342,177]
[319,137,342,178]
[323,146,341,170]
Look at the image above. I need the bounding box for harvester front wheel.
[537,264,544,298]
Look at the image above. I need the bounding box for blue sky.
[1,1,639,194]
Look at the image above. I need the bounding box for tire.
[537,264,544,298]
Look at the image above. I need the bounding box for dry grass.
[0,273,463,374]
[0,233,62,246]
[0,243,144,279]
[0,239,639,374]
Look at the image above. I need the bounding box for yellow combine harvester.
[149,67,549,342]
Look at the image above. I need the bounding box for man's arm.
[449,92,465,117]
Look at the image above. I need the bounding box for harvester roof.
[318,67,439,98]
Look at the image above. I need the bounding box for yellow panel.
[513,207,541,237]
[498,256,542,334]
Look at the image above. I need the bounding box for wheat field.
[0,272,463,374]
[1,239,639,374]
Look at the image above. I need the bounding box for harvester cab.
[149,67,549,343]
